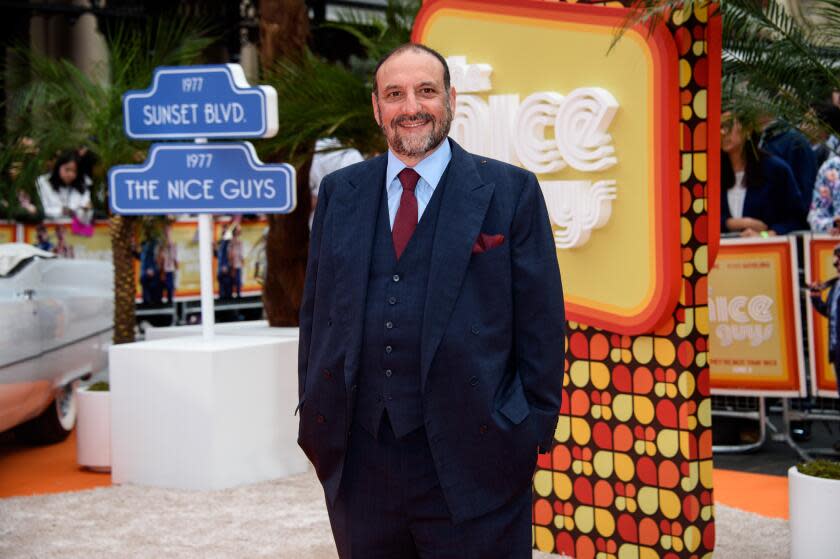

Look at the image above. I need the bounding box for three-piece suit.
[297,139,565,556]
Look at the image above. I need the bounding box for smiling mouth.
[398,120,430,129]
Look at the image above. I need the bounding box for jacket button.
[385,321,394,329]
[479,424,488,434]
[323,369,332,379]
[388,296,397,305]
[351,384,358,392]
[392,274,400,282]
[385,369,393,377]
[316,414,326,424]
[385,345,393,354]
[469,376,479,386]
[471,325,480,335]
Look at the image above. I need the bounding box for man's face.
[372,49,456,163]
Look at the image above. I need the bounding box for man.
[159,223,178,304]
[215,223,232,300]
[809,244,840,451]
[810,244,840,393]
[298,43,565,558]
[758,114,817,215]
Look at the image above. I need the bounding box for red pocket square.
[471,233,505,254]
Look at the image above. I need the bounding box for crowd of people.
[721,97,840,238]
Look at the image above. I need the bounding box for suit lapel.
[420,142,495,391]
[333,154,386,391]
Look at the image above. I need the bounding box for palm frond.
[2,15,215,214]
[259,50,384,166]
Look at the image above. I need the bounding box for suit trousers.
[326,412,533,559]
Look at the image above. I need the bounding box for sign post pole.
[198,213,215,339]
[195,137,214,339]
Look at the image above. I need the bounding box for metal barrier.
[711,232,840,461]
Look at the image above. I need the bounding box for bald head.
[372,43,450,98]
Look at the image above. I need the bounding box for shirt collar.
[385,138,452,191]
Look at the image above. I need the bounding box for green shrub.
[797,459,840,480]
[86,381,110,392]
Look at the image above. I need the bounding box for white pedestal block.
[145,321,298,341]
[110,335,307,490]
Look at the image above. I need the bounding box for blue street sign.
[108,143,296,215]
[123,64,278,139]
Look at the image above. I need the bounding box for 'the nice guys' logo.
[709,295,774,347]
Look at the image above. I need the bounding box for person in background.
[159,223,178,304]
[810,245,840,405]
[227,224,244,298]
[758,113,818,211]
[36,151,93,226]
[811,102,840,170]
[139,235,161,305]
[34,224,52,252]
[215,222,232,300]
[308,138,365,229]
[721,109,805,236]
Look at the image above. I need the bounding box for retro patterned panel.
[415,1,717,557]
[533,2,716,557]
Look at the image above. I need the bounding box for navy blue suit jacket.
[297,140,565,523]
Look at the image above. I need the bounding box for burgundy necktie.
[392,168,420,260]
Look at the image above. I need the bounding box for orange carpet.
[0,430,110,498]
[713,468,788,519]
[0,434,789,520]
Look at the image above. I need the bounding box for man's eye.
[387,91,403,99]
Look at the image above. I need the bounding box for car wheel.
[15,382,78,445]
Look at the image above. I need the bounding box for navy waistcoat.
[355,174,447,439]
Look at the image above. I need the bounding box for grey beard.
[379,99,453,158]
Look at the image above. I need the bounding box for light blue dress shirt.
[385,139,452,230]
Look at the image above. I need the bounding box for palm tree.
[256,0,313,327]
[256,0,419,326]
[5,17,214,344]
[626,0,840,128]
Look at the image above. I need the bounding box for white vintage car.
[0,243,113,444]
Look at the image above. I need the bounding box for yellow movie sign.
[24,218,267,301]
[0,223,16,243]
[805,235,840,398]
[413,0,681,334]
[708,238,804,395]
[24,221,112,262]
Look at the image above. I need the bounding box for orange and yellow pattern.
[416,0,718,557]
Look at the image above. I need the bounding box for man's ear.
[371,92,381,127]
[449,86,457,113]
